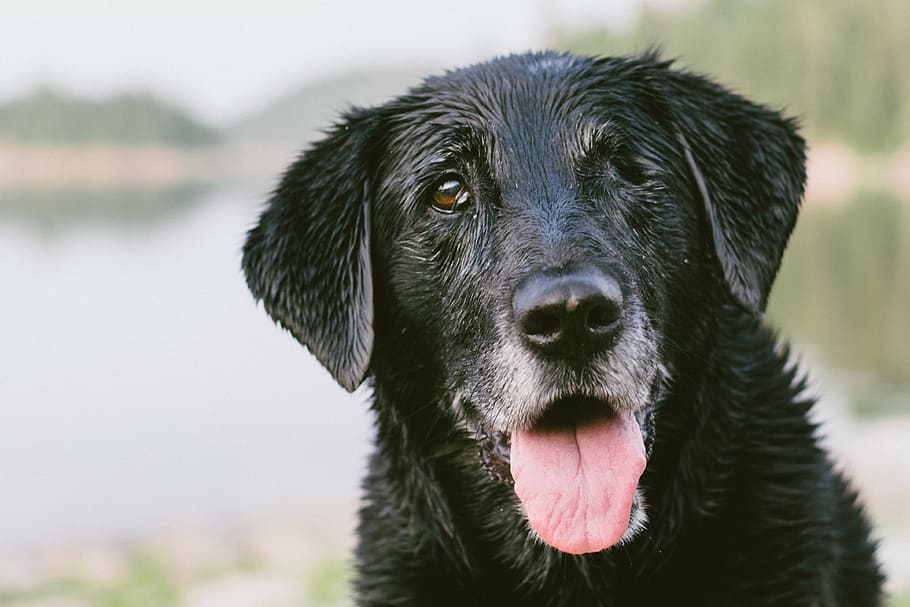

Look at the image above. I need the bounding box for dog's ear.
[658,67,806,314]
[242,109,377,392]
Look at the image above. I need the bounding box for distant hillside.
[0,89,219,146]
[229,68,429,144]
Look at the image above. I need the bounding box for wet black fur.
[243,52,884,606]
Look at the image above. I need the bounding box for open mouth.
[478,397,650,555]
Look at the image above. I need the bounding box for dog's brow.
[577,120,623,159]
[431,127,487,161]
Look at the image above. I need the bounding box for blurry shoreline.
[0,498,359,607]
[2,141,909,203]
[0,142,297,190]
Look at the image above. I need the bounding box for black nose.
[513,268,623,360]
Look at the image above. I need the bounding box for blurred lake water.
[0,185,373,549]
[769,190,910,414]
[0,182,908,590]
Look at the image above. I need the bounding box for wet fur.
[243,52,884,605]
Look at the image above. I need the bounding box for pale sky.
[0,0,680,124]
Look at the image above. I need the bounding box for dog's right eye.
[431,176,471,213]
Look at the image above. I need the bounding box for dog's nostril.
[586,301,621,331]
[522,308,561,338]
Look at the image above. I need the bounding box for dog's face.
[374,58,684,433]
[243,52,805,555]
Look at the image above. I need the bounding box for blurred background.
[1,0,907,605]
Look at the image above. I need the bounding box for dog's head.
[243,52,805,555]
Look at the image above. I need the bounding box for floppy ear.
[242,109,376,392]
[660,68,806,314]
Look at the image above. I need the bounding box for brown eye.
[431,176,471,212]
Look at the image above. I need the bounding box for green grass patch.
[305,555,352,606]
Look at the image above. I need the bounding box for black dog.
[243,52,884,605]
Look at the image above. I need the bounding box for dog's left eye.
[431,176,471,213]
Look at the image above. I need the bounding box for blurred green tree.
[0,88,218,146]
[555,0,910,152]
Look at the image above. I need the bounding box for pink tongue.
[510,411,646,554]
